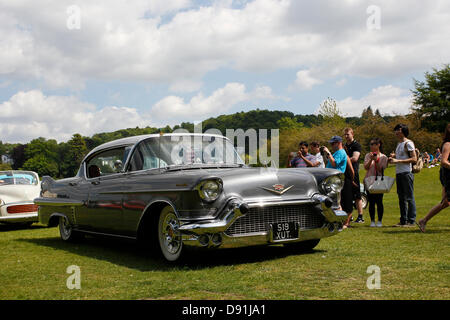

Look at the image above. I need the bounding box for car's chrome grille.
[225,204,324,236]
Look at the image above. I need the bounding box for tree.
[277,117,304,131]
[22,138,59,177]
[318,97,346,126]
[22,155,59,177]
[412,64,450,132]
[361,106,374,119]
[11,144,26,170]
[60,134,89,177]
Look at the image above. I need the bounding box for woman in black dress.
[417,123,450,232]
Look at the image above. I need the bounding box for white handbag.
[364,169,395,194]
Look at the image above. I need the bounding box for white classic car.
[0,171,40,225]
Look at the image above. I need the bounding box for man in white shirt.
[388,124,418,227]
[310,142,325,168]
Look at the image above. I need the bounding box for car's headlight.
[196,179,223,202]
[321,174,344,196]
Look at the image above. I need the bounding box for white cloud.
[332,85,413,117]
[0,83,282,142]
[1,0,448,91]
[0,90,150,143]
[150,82,279,124]
[293,69,323,90]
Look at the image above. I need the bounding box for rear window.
[0,171,39,186]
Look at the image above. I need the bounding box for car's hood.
[0,184,41,205]
[174,167,339,203]
[218,167,318,202]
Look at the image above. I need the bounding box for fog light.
[211,233,222,245]
[198,234,210,246]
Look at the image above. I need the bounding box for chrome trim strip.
[34,198,84,207]
[246,199,313,208]
[0,213,38,221]
[74,229,137,240]
[101,188,192,195]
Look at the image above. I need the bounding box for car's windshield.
[0,171,38,186]
[128,135,244,171]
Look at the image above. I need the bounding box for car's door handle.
[91,181,100,185]
[69,182,78,186]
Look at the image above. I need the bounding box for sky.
[0,0,449,143]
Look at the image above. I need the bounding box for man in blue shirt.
[322,135,353,228]
[323,136,347,172]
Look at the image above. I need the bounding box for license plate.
[271,222,298,242]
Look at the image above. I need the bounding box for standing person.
[435,147,442,165]
[364,138,388,227]
[288,142,318,168]
[417,124,450,232]
[388,124,418,227]
[344,128,364,223]
[322,136,354,228]
[310,141,325,168]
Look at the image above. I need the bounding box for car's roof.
[84,132,228,161]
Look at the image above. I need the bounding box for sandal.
[416,220,426,233]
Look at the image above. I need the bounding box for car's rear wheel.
[58,216,82,241]
[361,193,368,209]
[284,239,320,252]
[157,206,183,262]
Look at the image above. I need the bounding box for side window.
[86,147,129,178]
[128,140,167,172]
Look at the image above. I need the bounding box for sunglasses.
[370,142,379,145]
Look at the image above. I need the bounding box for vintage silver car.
[35,133,347,262]
[0,170,40,225]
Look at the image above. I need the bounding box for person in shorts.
[417,123,450,232]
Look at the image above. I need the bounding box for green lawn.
[0,165,449,300]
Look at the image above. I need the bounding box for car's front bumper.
[178,194,348,249]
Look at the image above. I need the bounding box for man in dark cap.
[322,136,347,173]
[322,135,354,228]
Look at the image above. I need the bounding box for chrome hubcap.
[161,213,181,255]
[60,216,71,238]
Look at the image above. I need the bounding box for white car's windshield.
[128,135,244,171]
[0,171,39,186]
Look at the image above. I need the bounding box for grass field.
[0,165,449,300]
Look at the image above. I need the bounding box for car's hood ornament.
[261,184,294,195]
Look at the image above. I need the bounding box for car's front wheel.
[157,206,184,262]
[284,239,320,252]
